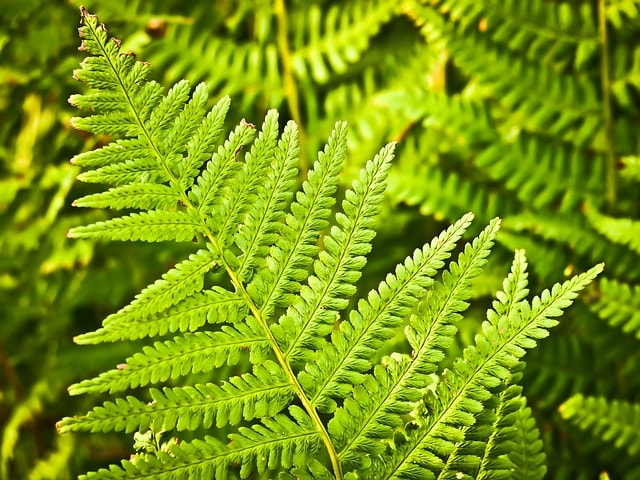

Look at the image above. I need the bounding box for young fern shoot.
[58,8,603,479]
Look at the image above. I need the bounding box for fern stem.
[598,0,617,210]
[274,0,308,172]
[216,244,344,480]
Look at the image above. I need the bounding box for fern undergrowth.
[57,8,603,479]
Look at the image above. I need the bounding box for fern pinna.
[57,8,602,479]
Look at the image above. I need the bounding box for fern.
[57,8,602,479]
[288,0,397,84]
[560,394,640,456]
[375,5,640,476]
[592,277,640,338]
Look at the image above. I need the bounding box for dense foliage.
[1,1,639,478]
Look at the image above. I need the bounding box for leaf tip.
[55,419,65,434]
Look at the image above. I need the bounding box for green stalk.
[598,0,617,211]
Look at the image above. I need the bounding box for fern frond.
[585,203,640,255]
[72,184,180,210]
[77,407,322,479]
[472,385,523,479]
[437,251,532,478]
[236,119,300,282]
[75,159,166,186]
[560,394,640,456]
[247,122,347,315]
[60,8,605,479]
[76,288,248,344]
[215,109,281,249]
[188,120,256,222]
[68,210,203,242]
[377,261,603,479]
[290,0,397,83]
[178,95,231,190]
[59,361,295,434]
[75,249,218,343]
[69,321,270,395]
[274,142,395,365]
[592,277,640,338]
[71,138,151,168]
[445,383,545,480]
[434,383,513,479]
[331,219,501,472]
[506,396,547,480]
[302,213,475,414]
[71,93,229,187]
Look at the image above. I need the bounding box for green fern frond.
[236,119,300,282]
[476,134,606,211]
[290,0,397,83]
[79,406,322,479]
[434,383,524,479]
[592,277,640,338]
[462,381,546,480]
[507,395,547,480]
[178,94,231,190]
[58,8,604,479]
[69,210,203,242]
[560,394,640,456]
[376,259,602,479]
[318,217,498,474]
[585,203,640,255]
[473,385,523,479]
[246,122,346,315]
[76,288,248,343]
[274,142,395,365]
[69,321,270,395]
[188,120,256,222]
[59,361,295,434]
[74,249,220,344]
[73,183,181,210]
[302,213,474,413]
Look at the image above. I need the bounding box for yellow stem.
[598,0,617,211]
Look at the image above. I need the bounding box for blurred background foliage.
[1,0,640,478]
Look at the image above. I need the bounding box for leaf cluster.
[56,8,603,479]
